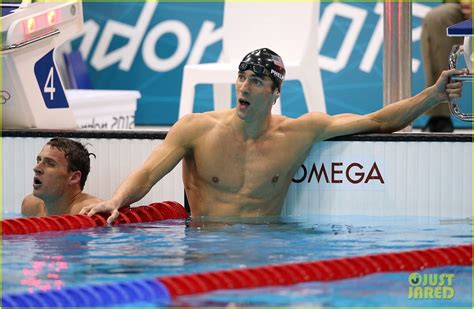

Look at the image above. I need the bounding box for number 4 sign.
[44,67,56,100]
[34,49,69,109]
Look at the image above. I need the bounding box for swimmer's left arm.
[310,68,465,141]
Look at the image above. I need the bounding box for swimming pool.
[2,214,472,307]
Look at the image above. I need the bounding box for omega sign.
[292,160,385,189]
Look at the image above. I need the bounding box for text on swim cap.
[270,69,284,80]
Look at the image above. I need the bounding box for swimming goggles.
[238,62,270,77]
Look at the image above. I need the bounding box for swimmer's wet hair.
[47,137,95,190]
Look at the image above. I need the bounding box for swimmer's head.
[238,48,285,91]
[46,137,95,190]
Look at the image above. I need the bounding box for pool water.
[2,215,472,306]
[173,266,472,307]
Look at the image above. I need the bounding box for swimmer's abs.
[184,174,289,217]
[190,199,283,217]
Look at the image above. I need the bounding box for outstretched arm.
[313,68,465,141]
[80,114,201,223]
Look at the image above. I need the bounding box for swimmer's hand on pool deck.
[311,67,466,137]
[430,68,467,101]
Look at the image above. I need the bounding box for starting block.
[1,1,83,129]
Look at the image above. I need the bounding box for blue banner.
[71,1,469,127]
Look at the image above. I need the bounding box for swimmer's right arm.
[81,144,184,224]
[80,114,205,224]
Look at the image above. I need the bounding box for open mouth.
[238,99,251,109]
[33,177,42,189]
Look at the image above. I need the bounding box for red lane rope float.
[158,244,472,297]
[1,201,188,235]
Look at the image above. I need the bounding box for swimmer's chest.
[192,133,299,192]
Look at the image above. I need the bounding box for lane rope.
[2,280,170,307]
[1,201,188,235]
[158,244,472,297]
[2,244,471,307]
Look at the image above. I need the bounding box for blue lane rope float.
[2,279,170,307]
[2,244,471,307]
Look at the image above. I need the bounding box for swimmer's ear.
[273,88,280,104]
[69,171,82,186]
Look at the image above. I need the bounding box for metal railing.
[448,44,473,122]
[0,29,60,54]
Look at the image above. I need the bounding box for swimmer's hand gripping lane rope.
[2,244,471,307]
[1,201,189,235]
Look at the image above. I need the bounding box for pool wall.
[2,131,184,213]
[283,136,472,218]
[2,130,471,218]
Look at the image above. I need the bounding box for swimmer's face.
[32,145,79,200]
[235,70,280,119]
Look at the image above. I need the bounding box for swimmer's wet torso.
[182,110,317,217]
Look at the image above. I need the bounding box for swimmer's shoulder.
[21,194,46,217]
[183,110,229,121]
[272,112,331,141]
[175,110,229,132]
[279,112,330,131]
[70,193,103,215]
